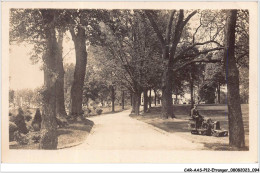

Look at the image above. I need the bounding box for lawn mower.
[188,117,228,137]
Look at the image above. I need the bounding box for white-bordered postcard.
[1,1,258,164]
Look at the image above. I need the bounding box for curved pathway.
[68,110,203,150]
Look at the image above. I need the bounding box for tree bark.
[130,92,133,106]
[149,88,152,109]
[111,86,115,112]
[131,91,141,115]
[189,72,194,108]
[121,90,125,110]
[56,30,67,118]
[154,89,157,106]
[134,92,141,115]
[143,88,148,113]
[224,10,245,148]
[217,82,221,104]
[161,68,175,118]
[131,92,135,113]
[70,26,87,117]
[39,10,58,150]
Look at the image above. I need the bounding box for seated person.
[190,105,204,129]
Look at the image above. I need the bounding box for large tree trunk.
[148,88,152,109]
[111,86,115,112]
[130,92,133,106]
[39,10,58,149]
[70,26,87,117]
[217,82,221,104]
[189,72,194,108]
[132,91,141,115]
[143,88,148,113]
[224,10,245,148]
[154,89,157,106]
[121,90,125,110]
[135,92,141,115]
[56,30,67,118]
[161,67,175,118]
[131,92,135,113]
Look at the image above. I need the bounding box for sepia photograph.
[1,1,258,165]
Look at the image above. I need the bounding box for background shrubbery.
[83,105,103,116]
[9,107,42,145]
[96,108,103,115]
[9,105,104,146]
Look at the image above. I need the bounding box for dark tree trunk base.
[143,88,148,113]
[225,10,245,148]
[70,26,87,117]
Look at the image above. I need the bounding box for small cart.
[188,118,228,137]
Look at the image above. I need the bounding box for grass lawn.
[131,104,249,151]
[9,119,94,150]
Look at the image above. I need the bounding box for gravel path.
[68,110,203,150]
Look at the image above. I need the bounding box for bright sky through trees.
[9,33,75,90]
[9,44,43,90]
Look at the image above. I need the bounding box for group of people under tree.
[10,9,248,149]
